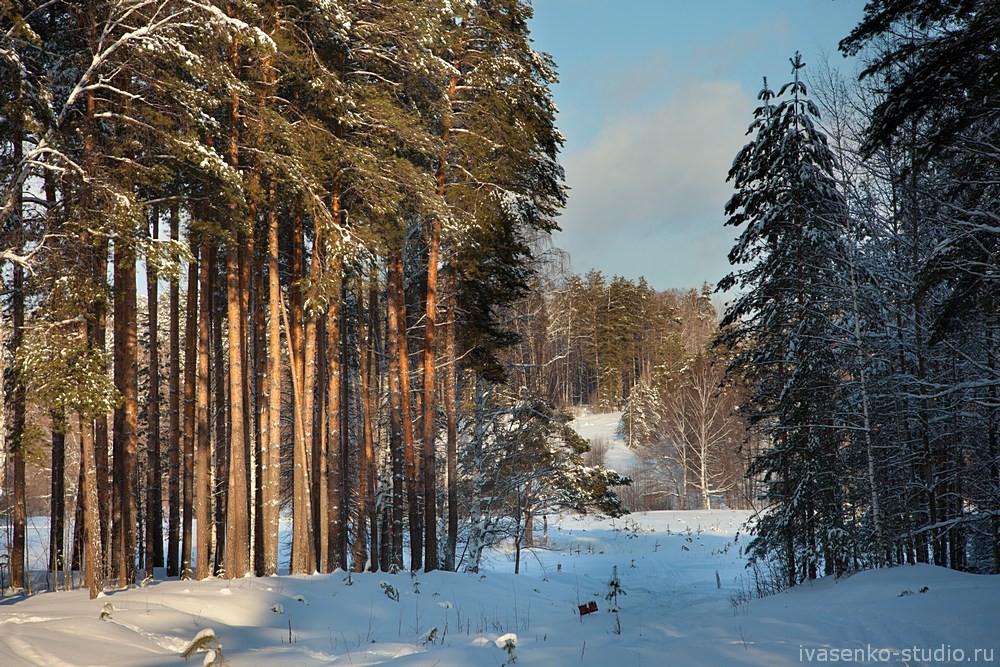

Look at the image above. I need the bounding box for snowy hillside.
[569,409,637,473]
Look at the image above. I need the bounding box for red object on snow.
[578,600,598,616]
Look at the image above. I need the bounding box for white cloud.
[555,79,752,289]
[689,16,792,78]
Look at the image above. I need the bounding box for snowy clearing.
[1,509,997,666]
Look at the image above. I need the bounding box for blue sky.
[528,0,865,293]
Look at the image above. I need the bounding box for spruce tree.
[719,54,851,585]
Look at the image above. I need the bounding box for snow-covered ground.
[2,411,997,665]
[1,510,998,666]
[569,409,637,472]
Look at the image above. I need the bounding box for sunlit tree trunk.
[391,254,421,570]
[196,237,214,579]
[80,408,103,599]
[78,71,104,594]
[225,232,250,577]
[326,269,346,571]
[240,209,254,561]
[423,216,440,572]
[289,208,316,574]
[224,33,250,577]
[444,268,459,571]
[422,68,459,572]
[301,215,322,572]
[262,177,281,575]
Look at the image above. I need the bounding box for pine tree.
[429,0,567,569]
[617,380,665,449]
[464,387,628,573]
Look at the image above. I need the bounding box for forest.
[1,0,742,598]
[2,0,999,604]
[719,3,1000,586]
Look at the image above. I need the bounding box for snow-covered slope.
[569,409,637,472]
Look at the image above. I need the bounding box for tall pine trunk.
[289,208,316,574]
[181,240,199,578]
[11,245,26,590]
[145,209,163,577]
[112,228,138,587]
[94,249,111,579]
[223,32,250,577]
[252,214,267,577]
[444,268,459,571]
[213,254,228,574]
[167,205,181,577]
[302,216,322,572]
[314,316,329,571]
[421,66,460,572]
[78,78,105,595]
[79,408,103,599]
[386,260,405,570]
[339,281,352,569]
[422,224,441,572]
[225,232,249,577]
[50,412,66,587]
[195,237,214,579]
[391,254,421,570]
[9,99,27,591]
[262,177,281,575]
[240,217,254,553]
[355,276,374,572]
[326,271,346,571]
[254,27,280,579]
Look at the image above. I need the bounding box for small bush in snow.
[496,633,517,664]
[380,581,400,601]
[606,566,625,634]
[605,565,625,612]
[182,628,224,666]
[411,571,421,594]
